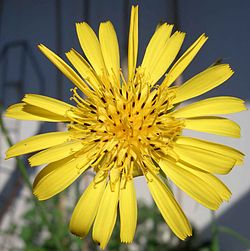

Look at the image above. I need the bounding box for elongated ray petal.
[6,132,72,159]
[66,49,101,90]
[76,22,106,76]
[33,156,90,200]
[147,172,192,240]
[162,34,208,87]
[172,96,246,118]
[160,159,223,210]
[184,116,241,138]
[99,21,120,87]
[149,31,186,85]
[178,161,231,201]
[38,44,89,94]
[70,172,106,238]
[173,64,234,104]
[28,141,83,166]
[119,178,137,243]
[141,23,173,83]
[174,144,235,174]
[93,179,120,249]
[176,136,244,165]
[128,5,138,82]
[5,103,69,122]
[22,94,74,117]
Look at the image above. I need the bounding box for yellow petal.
[5,103,69,122]
[174,144,236,174]
[33,155,89,200]
[76,22,106,76]
[28,141,83,166]
[149,31,186,85]
[162,34,208,87]
[128,5,138,82]
[176,136,244,165]
[38,44,89,93]
[70,172,106,238]
[119,178,137,243]
[173,64,234,104]
[147,172,192,240]
[141,23,174,83]
[172,96,246,118]
[22,94,73,117]
[99,21,120,86]
[159,159,223,210]
[66,49,101,90]
[178,161,231,202]
[6,132,72,159]
[93,179,120,249]
[184,116,241,138]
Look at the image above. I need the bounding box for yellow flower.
[5,5,245,249]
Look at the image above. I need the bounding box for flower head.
[5,5,245,249]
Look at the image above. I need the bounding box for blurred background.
[0,0,250,250]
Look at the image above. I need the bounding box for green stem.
[210,211,220,251]
[218,226,250,249]
[0,114,65,251]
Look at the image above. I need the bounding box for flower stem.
[210,211,220,251]
[0,113,65,251]
[218,226,250,249]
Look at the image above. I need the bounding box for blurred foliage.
[4,191,212,251]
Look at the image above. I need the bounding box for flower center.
[68,72,184,180]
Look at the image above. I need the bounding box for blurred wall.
[1,0,249,104]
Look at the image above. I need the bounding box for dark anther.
[119,89,123,95]
[141,102,146,109]
[138,92,141,100]
[103,139,108,142]
[98,119,104,123]
[132,101,135,108]
[150,143,155,147]
[154,147,161,151]
[162,100,168,106]
[94,139,100,142]
[90,110,96,114]
[83,122,91,126]
[136,111,139,115]
[110,88,114,95]
[123,104,126,110]
[108,115,112,119]
[156,121,162,125]
[125,152,128,158]
[158,112,164,116]
[90,104,96,109]
[113,156,117,162]
[101,97,106,103]
[152,93,158,101]
[150,109,155,115]
[90,129,97,132]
